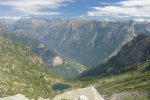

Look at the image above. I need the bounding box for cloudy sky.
[0,0,150,20]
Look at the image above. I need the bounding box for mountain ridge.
[0,18,144,67]
[80,34,150,78]
[0,32,86,79]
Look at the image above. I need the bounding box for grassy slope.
[80,60,150,99]
[0,37,67,99]
[0,32,86,79]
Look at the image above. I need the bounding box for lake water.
[52,83,71,91]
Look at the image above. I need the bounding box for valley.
[0,0,150,99]
[0,18,150,100]
[79,34,150,100]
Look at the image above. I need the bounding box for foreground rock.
[0,87,104,100]
[78,95,89,100]
[0,94,29,100]
[0,94,49,100]
[53,87,105,100]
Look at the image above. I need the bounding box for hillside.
[80,34,150,77]
[81,70,150,100]
[0,37,65,99]
[0,19,145,67]
[0,19,150,99]
[79,34,150,99]
[0,18,150,78]
[0,32,86,79]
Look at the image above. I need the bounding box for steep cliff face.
[51,56,64,66]
[80,34,150,78]
[1,19,145,67]
[109,34,150,66]
[43,20,137,67]
[1,19,150,68]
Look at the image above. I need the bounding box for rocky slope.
[0,19,150,100]
[0,37,66,99]
[1,18,149,68]
[81,71,150,100]
[80,34,150,77]
[53,87,104,100]
[0,32,86,79]
[0,18,150,78]
[79,34,150,99]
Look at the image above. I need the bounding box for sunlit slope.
[0,37,64,99]
[0,32,86,79]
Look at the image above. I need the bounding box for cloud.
[133,18,146,22]
[99,2,114,5]
[29,12,62,15]
[0,0,73,16]
[79,15,85,18]
[0,16,30,19]
[88,0,150,19]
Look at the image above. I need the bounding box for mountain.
[80,34,150,77]
[0,18,150,77]
[79,34,150,99]
[0,32,86,79]
[0,18,150,99]
[0,37,66,99]
[0,18,144,68]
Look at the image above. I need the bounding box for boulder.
[78,95,89,100]
[53,87,105,100]
[0,94,29,100]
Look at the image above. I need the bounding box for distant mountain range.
[0,18,150,78]
[0,18,150,99]
[1,18,150,68]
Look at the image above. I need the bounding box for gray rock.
[53,87,105,100]
[0,94,29,100]
[78,95,89,100]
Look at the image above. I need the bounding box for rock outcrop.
[52,56,64,66]
[0,94,50,100]
[0,94,29,100]
[78,95,89,100]
[53,87,105,100]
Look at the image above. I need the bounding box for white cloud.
[0,16,30,19]
[29,12,62,15]
[79,15,85,18]
[133,18,146,22]
[0,0,73,16]
[88,0,150,19]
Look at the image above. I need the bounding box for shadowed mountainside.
[80,34,150,77]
